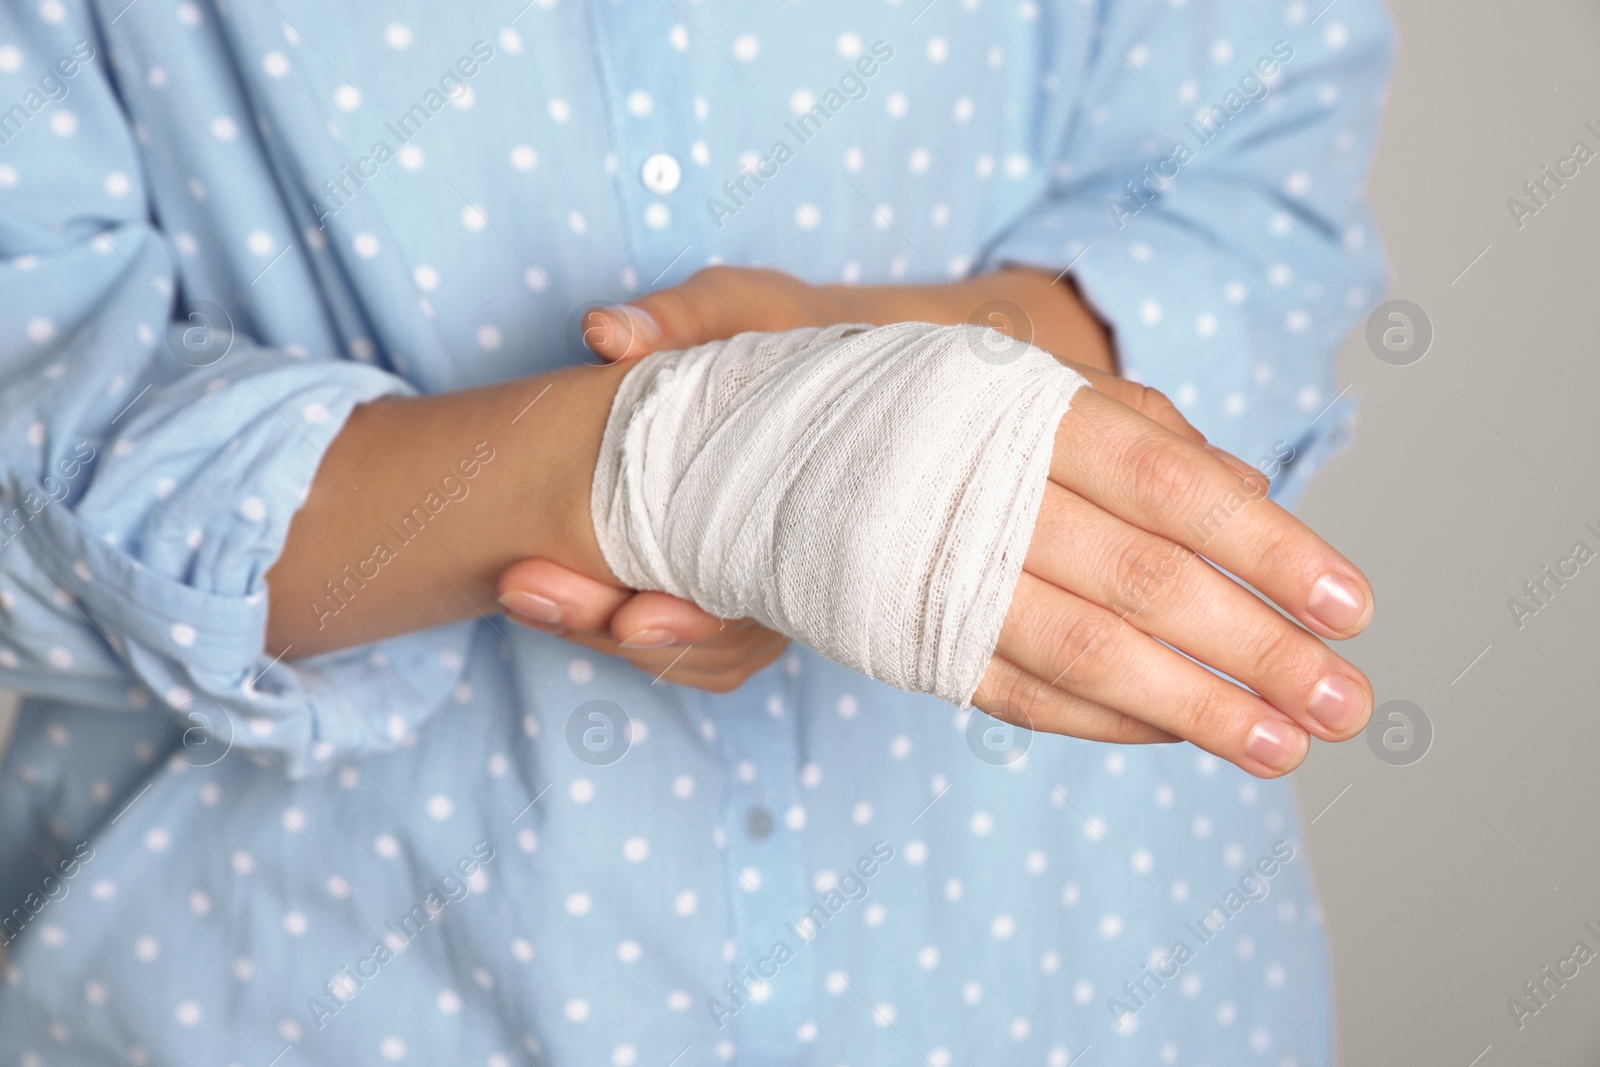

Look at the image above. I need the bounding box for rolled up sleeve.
[0,1,472,776]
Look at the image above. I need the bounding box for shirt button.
[745,805,774,841]
[641,152,682,195]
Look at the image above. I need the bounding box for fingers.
[1025,483,1372,744]
[1066,367,1209,448]
[495,558,789,692]
[539,619,790,691]
[497,559,632,634]
[497,558,752,649]
[1053,387,1374,642]
[997,572,1309,777]
[582,266,807,362]
[608,591,753,649]
[973,653,1176,746]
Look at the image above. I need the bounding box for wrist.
[504,362,629,588]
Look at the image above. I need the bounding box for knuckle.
[991,664,1047,726]
[1243,623,1311,690]
[1047,609,1122,689]
[1132,385,1182,424]
[1245,518,1301,578]
[1107,707,1153,744]
[1108,535,1188,618]
[1173,683,1235,745]
[1125,433,1205,518]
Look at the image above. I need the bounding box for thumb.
[581,267,767,362]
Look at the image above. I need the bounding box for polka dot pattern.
[0,0,1390,1062]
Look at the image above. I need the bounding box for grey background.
[3,0,1597,1062]
[1292,0,1600,1063]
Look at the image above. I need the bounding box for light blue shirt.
[0,0,1392,1063]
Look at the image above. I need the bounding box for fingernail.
[604,304,662,349]
[1307,574,1366,632]
[619,628,677,649]
[1245,720,1304,771]
[497,591,562,625]
[1306,674,1365,732]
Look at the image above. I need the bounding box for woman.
[0,0,1390,1063]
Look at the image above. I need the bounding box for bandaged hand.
[498,265,1117,691]
[585,319,1374,780]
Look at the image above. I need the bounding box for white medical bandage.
[590,321,1091,707]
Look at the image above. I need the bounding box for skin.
[497,265,1121,687]
[267,265,1375,778]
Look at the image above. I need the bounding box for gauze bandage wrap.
[590,321,1091,707]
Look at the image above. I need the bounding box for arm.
[0,0,547,774]
[264,362,626,657]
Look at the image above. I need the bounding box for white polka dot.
[548,98,571,123]
[352,233,380,258]
[564,998,589,1023]
[795,203,821,230]
[262,51,289,77]
[240,496,267,521]
[379,1036,407,1060]
[334,85,361,111]
[210,116,237,141]
[282,910,308,935]
[626,90,654,117]
[623,837,649,863]
[569,778,595,804]
[384,23,412,49]
[461,205,489,232]
[50,109,77,137]
[510,145,538,171]
[674,890,698,916]
[732,34,760,61]
[175,1000,201,1027]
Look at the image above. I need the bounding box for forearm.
[265,361,627,658]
